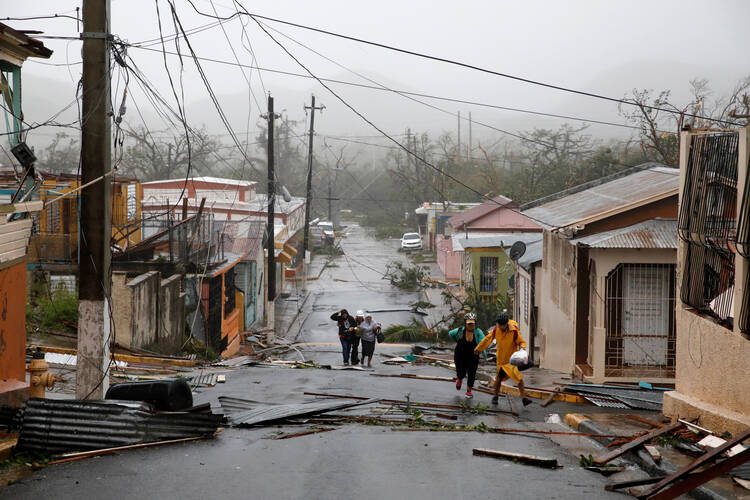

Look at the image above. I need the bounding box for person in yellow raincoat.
[474,311,532,406]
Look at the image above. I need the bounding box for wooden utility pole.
[77,0,112,399]
[302,95,323,282]
[457,111,461,161]
[264,95,280,338]
[468,111,472,160]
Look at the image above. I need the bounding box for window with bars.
[678,132,739,325]
[479,256,498,293]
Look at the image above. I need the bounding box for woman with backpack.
[448,312,485,399]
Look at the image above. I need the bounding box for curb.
[564,413,727,500]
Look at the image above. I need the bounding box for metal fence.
[605,263,676,378]
[678,132,739,326]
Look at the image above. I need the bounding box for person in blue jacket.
[448,312,485,399]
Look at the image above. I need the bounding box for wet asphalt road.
[5,224,625,499]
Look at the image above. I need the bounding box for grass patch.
[26,286,78,334]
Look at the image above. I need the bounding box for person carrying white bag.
[474,311,532,407]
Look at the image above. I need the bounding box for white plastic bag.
[509,348,529,367]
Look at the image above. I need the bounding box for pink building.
[437,195,542,279]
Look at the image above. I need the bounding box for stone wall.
[159,274,185,353]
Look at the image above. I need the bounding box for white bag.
[509,348,529,367]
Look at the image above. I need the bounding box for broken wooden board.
[472,448,558,468]
[638,427,750,499]
[593,422,682,465]
[540,387,562,407]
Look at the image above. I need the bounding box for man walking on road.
[448,312,485,399]
[475,311,532,406]
[350,310,365,365]
[331,309,357,365]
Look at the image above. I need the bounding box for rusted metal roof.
[521,164,678,229]
[572,219,677,249]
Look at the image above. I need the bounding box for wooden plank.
[541,387,562,407]
[47,435,209,465]
[0,227,31,245]
[27,344,200,367]
[472,448,558,468]
[0,247,25,263]
[593,422,683,465]
[0,218,31,235]
[0,200,44,214]
[0,238,27,255]
[638,427,750,499]
[625,414,663,428]
[646,447,750,499]
[506,393,520,416]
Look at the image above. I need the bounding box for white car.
[401,232,423,250]
[317,221,335,243]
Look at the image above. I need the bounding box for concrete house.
[522,163,680,383]
[514,239,543,364]
[663,128,750,434]
[414,201,480,252]
[437,195,541,280]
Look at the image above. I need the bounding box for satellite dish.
[509,241,527,261]
[281,185,292,202]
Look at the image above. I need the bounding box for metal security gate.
[479,256,498,293]
[605,263,676,377]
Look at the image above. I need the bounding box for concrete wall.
[436,237,461,280]
[537,232,576,374]
[113,271,184,352]
[663,127,750,434]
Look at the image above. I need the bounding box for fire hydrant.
[27,349,55,398]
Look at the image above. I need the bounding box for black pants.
[350,336,360,365]
[454,349,479,388]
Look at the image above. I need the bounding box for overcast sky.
[5,0,750,158]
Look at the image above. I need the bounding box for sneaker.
[455,378,462,390]
[344,362,350,366]
[465,390,473,399]
[491,396,499,405]
[522,397,533,407]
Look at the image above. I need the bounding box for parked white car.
[400,232,423,250]
[317,221,335,243]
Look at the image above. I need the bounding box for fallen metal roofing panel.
[571,219,677,249]
[522,164,678,229]
[584,396,628,409]
[231,398,380,427]
[565,385,663,411]
[16,399,223,453]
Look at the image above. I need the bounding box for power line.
[235,9,738,127]
[126,43,668,135]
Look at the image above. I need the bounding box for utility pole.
[264,94,280,339]
[456,111,461,161]
[468,111,472,160]
[77,0,112,399]
[302,95,323,288]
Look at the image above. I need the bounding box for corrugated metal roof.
[231,398,380,427]
[521,164,679,229]
[518,239,544,270]
[447,195,517,227]
[571,219,677,249]
[457,233,542,250]
[16,399,223,453]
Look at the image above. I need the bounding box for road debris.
[472,448,559,468]
[270,427,336,440]
[46,435,214,465]
[230,398,380,427]
[14,399,224,453]
[637,427,750,499]
[593,422,682,465]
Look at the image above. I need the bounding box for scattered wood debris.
[472,448,559,468]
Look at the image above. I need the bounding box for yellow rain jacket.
[475,319,527,383]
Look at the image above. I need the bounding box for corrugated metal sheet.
[231,398,380,427]
[518,239,543,270]
[16,399,223,453]
[522,164,679,229]
[571,219,677,249]
[457,233,543,250]
[565,385,663,411]
[583,396,628,408]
